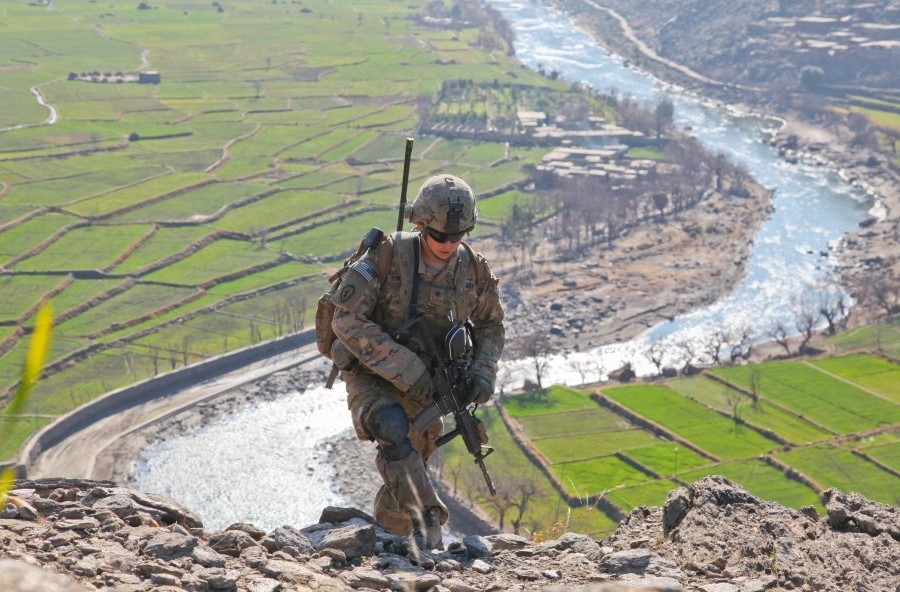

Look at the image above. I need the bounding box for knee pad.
[371,403,413,460]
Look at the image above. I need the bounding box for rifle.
[397,137,414,232]
[412,323,496,495]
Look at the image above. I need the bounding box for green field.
[443,353,900,534]
[603,384,783,459]
[0,0,553,447]
[669,375,834,445]
[775,444,900,506]
[711,362,900,434]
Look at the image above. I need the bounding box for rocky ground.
[2,476,898,591]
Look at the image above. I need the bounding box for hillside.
[555,0,900,91]
[1,476,898,591]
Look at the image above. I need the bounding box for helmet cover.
[407,174,477,234]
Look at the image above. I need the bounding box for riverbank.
[478,179,774,357]
[548,0,900,327]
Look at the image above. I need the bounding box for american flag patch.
[350,259,377,283]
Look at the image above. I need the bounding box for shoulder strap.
[454,243,471,323]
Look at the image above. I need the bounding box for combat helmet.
[406,174,478,234]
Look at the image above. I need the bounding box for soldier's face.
[420,224,461,262]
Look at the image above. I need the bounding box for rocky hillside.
[558,0,900,91]
[2,476,897,591]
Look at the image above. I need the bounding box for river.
[132,0,873,530]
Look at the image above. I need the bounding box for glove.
[407,372,433,400]
[467,375,493,405]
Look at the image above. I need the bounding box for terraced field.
[444,353,900,538]
[0,0,560,457]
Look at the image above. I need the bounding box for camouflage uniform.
[329,175,505,540]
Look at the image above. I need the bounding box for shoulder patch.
[332,259,375,310]
[349,259,377,283]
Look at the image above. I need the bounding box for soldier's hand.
[467,375,493,405]
[407,371,433,400]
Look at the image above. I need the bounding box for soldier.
[329,174,505,551]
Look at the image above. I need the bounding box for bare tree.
[817,282,849,336]
[748,369,761,409]
[474,470,546,535]
[568,354,601,386]
[767,322,792,357]
[654,97,675,140]
[859,276,900,319]
[703,329,729,366]
[645,340,666,376]
[517,332,553,394]
[676,339,698,375]
[725,390,744,432]
[150,346,161,376]
[794,307,820,355]
[508,473,546,536]
[728,325,755,364]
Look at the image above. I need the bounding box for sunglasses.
[426,226,469,244]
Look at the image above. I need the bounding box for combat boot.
[410,506,443,551]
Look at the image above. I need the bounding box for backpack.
[315,227,390,360]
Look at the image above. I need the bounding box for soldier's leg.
[346,374,446,547]
[370,402,445,549]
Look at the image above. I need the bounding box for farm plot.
[505,386,685,499]
[461,161,531,195]
[679,458,823,510]
[0,213,81,264]
[808,354,900,403]
[110,227,213,275]
[13,224,153,272]
[1,164,168,208]
[605,479,682,514]
[503,386,599,417]
[0,416,53,462]
[669,375,833,445]
[214,195,362,237]
[279,128,370,162]
[852,427,900,472]
[514,407,632,438]
[775,444,900,506]
[110,181,269,224]
[0,275,64,321]
[828,319,900,358]
[54,283,198,337]
[711,362,900,434]
[476,190,549,223]
[141,239,283,286]
[552,455,654,496]
[625,442,711,477]
[864,441,900,473]
[36,279,125,322]
[444,406,620,538]
[602,384,783,459]
[348,133,429,164]
[276,210,397,258]
[65,172,210,218]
